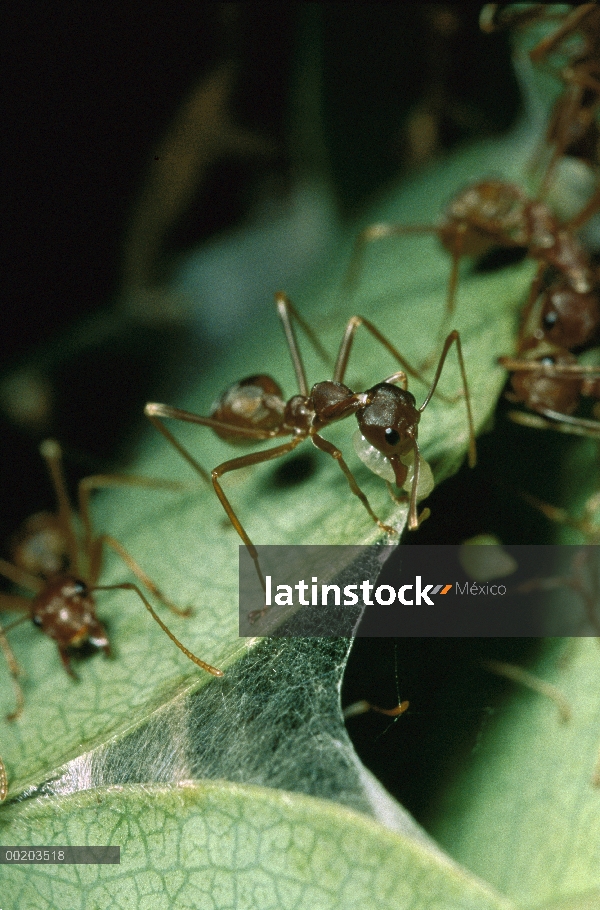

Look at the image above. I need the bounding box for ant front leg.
[92,580,223,677]
[310,433,396,535]
[89,533,191,618]
[333,314,459,406]
[334,315,430,388]
[76,472,191,586]
[418,330,477,468]
[211,437,306,596]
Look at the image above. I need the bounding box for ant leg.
[310,432,396,534]
[519,489,600,541]
[333,315,429,388]
[145,405,275,483]
[527,4,593,64]
[0,607,30,721]
[211,437,305,592]
[39,440,79,573]
[0,755,6,801]
[419,330,477,467]
[0,558,43,595]
[481,658,572,722]
[517,260,547,345]
[90,533,191,617]
[275,292,331,396]
[344,223,440,294]
[77,472,189,564]
[566,183,600,232]
[508,409,600,437]
[92,580,223,677]
[343,699,409,719]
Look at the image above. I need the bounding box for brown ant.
[346,180,596,346]
[481,4,600,199]
[145,292,477,593]
[0,439,223,719]
[519,271,600,352]
[499,345,600,435]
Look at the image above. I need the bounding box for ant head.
[539,280,600,350]
[510,349,581,415]
[355,383,420,486]
[210,374,286,443]
[31,576,108,652]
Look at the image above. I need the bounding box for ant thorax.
[210,374,286,442]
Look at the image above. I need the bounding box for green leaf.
[428,637,600,909]
[0,780,515,909]
[0,125,539,907]
[1,128,535,792]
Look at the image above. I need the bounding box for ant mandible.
[145,292,477,592]
[0,439,223,719]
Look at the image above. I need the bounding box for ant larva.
[145,291,476,594]
[499,347,600,436]
[0,439,222,719]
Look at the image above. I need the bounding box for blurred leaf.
[429,637,600,909]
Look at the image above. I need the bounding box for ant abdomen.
[210,375,286,442]
[9,512,69,579]
[439,180,528,254]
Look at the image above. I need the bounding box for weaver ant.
[519,270,600,352]
[0,439,222,719]
[482,4,600,200]
[145,292,476,593]
[347,180,596,349]
[499,345,600,435]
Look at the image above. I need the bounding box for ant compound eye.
[540,356,556,366]
[385,428,400,446]
[32,614,43,627]
[543,310,558,329]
